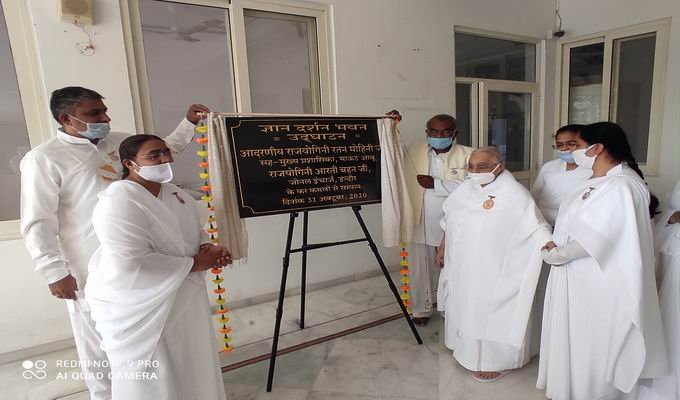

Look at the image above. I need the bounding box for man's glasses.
[426,129,456,135]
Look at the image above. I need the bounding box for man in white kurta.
[643,180,680,400]
[404,114,473,325]
[86,174,227,400]
[20,86,206,399]
[436,147,551,381]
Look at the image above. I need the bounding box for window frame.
[557,18,670,176]
[0,0,52,239]
[121,0,337,135]
[454,26,542,183]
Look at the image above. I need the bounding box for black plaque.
[225,116,382,218]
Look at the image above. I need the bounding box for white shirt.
[20,119,196,285]
[411,148,461,246]
[531,159,591,226]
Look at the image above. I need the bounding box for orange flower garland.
[195,119,233,353]
[399,242,412,314]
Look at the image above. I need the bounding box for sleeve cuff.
[40,264,71,285]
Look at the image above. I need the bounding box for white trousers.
[68,305,112,400]
[409,243,440,318]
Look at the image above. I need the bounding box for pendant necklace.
[483,195,495,210]
[582,187,596,200]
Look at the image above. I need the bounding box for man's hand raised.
[186,104,211,124]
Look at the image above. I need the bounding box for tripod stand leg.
[266,212,298,392]
[351,206,423,345]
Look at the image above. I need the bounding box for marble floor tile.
[225,272,401,350]
[56,391,90,400]
[311,337,438,400]
[223,341,333,390]
[224,382,309,400]
[438,353,546,400]
[0,347,87,400]
[306,390,423,400]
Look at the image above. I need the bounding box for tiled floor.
[1,272,548,400]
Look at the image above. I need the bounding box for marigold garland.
[399,242,412,314]
[195,119,233,353]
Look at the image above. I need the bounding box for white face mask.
[467,164,501,186]
[572,144,597,169]
[131,161,173,183]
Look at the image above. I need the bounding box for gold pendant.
[483,195,495,210]
[582,187,595,200]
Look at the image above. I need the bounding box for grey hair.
[471,146,504,165]
[426,114,457,130]
[49,86,104,123]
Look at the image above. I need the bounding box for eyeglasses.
[552,142,578,150]
[464,163,499,173]
[137,149,173,162]
[426,129,456,136]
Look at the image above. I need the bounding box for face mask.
[68,115,111,140]
[467,164,500,186]
[572,144,597,169]
[131,161,173,183]
[555,150,575,164]
[427,137,454,150]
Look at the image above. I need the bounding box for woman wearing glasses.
[530,125,592,226]
[537,122,667,400]
[85,135,230,400]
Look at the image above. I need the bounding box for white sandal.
[472,370,510,383]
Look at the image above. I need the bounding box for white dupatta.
[86,180,204,371]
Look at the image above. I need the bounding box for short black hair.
[426,114,457,131]
[555,124,585,138]
[119,134,165,179]
[49,86,104,123]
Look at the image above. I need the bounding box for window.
[137,0,237,193]
[0,3,30,222]
[455,29,540,184]
[0,0,50,237]
[559,19,669,173]
[456,32,536,82]
[124,0,333,193]
[244,10,321,113]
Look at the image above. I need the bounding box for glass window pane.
[244,10,321,113]
[567,42,604,124]
[139,0,236,193]
[454,83,473,147]
[0,3,31,221]
[610,33,656,163]
[487,91,532,172]
[455,33,535,82]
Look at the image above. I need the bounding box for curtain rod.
[201,112,397,119]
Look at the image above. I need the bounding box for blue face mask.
[69,115,111,140]
[555,150,575,164]
[427,136,454,150]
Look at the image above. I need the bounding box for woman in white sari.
[644,180,680,399]
[531,124,592,226]
[537,122,667,400]
[86,134,230,400]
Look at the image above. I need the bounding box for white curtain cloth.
[378,118,414,247]
[207,114,249,260]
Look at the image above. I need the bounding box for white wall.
[557,0,680,198]
[0,0,556,355]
